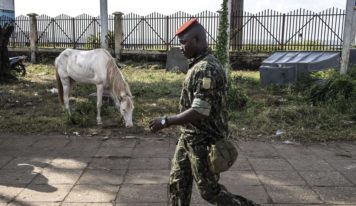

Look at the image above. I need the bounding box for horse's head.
[118,94,134,128]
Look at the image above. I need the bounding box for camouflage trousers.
[169,136,260,206]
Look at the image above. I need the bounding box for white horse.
[55,48,134,127]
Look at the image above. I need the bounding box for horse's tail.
[55,63,64,105]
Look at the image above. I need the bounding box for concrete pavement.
[0,134,355,206]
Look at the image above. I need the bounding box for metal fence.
[231,8,346,52]
[1,8,346,52]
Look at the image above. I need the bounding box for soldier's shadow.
[2,163,57,193]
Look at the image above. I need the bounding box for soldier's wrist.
[161,116,170,127]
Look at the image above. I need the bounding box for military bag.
[208,138,238,173]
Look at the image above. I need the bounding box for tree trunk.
[0,23,15,81]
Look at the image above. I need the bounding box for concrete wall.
[8,48,269,70]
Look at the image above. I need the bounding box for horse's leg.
[62,79,71,116]
[96,84,104,125]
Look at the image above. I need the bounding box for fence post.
[280,14,286,50]
[27,13,38,63]
[72,18,76,48]
[113,12,124,61]
[231,0,244,51]
[166,16,169,51]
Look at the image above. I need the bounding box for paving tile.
[125,170,169,184]
[133,138,171,157]
[308,143,353,160]
[116,203,166,206]
[288,159,335,171]
[265,185,322,204]
[0,137,39,149]
[49,158,90,170]
[1,135,356,205]
[273,204,326,206]
[95,146,134,158]
[334,142,356,159]
[191,184,269,204]
[33,168,83,185]
[101,138,138,148]
[77,169,126,185]
[0,185,24,203]
[299,171,353,186]
[135,138,170,149]
[116,184,167,203]
[229,156,253,171]
[313,186,356,204]
[237,141,279,158]
[63,203,112,206]
[220,170,261,186]
[132,146,171,158]
[15,184,72,202]
[7,202,60,206]
[248,158,294,171]
[341,170,356,185]
[129,158,170,170]
[89,157,130,170]
[0,168,39,185]
[64,185,119,203]
[3,157,53,169]
[0,148,22,156]
[326,159,356,171]
[273,144,319,160]
[58,138,101,157]
[0,156,14,168]
[225,185,271,204]
[256,171,306,186]
[30,136,69,149]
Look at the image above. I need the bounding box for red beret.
[176,18,198,35]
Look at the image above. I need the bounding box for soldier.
[149,18,260,206]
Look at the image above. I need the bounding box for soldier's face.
[178,33,198,59]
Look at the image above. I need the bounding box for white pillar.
[226,0,232,75]
[340,0,356,74]
[100,0,109,49]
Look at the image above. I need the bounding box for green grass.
[0,63,355,142]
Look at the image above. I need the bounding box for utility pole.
[340,0,356,74]
[100,0,109,49]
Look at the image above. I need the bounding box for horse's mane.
[106,58,133,109]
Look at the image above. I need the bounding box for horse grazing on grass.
[55,48,134,127]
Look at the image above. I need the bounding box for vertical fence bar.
[166,15,169,51]
[280,14,286,50]
[51,18,55,48]
[330,8,335,50]
[72,17,75,48]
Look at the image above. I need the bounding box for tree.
[216,0,229,68]
[0,22,15,82]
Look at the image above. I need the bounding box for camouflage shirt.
[179,52,228,141]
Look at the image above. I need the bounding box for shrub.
[308,66,356,115]
[227,75,249,111]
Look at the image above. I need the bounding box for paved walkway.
[0,134,355,206]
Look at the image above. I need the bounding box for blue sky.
[13,0,346,17]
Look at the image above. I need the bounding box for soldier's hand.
[149,117,165,133]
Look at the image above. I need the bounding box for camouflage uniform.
[169,52,259,206]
